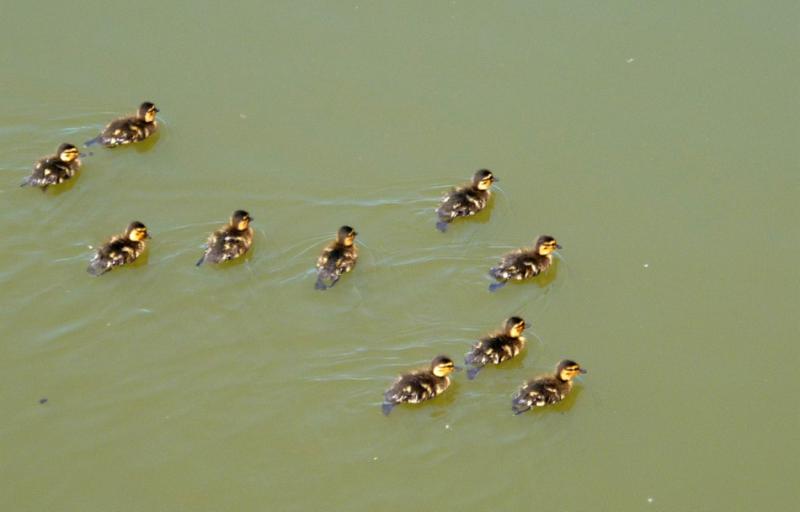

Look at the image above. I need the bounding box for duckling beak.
[453,365,463,372]
[154,108,160,113]
[146,233,152,239]
[556,244,563,249]
[579,368,587,374]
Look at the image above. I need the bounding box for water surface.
[1,1,798,510]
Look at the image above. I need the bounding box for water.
[2,1,798,510]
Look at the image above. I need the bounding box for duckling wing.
[202,228,251,264]
[490,251,539,281]
[87,238,133,275]
[384,373,438,404]
[512,377,563,414]
[437,188,487,221]
[99,118,154,147]
[467,335,518,367]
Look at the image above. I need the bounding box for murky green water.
[2,1,798,510]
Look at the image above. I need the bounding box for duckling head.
[430,355,457,377]
[337,225,357,247]
[535,235,562,256]
[556,360,587,381]
[138,102,159,123]
[57,143,80,162]
[231,210,252,231]
[503,316,527,338]
[472,169,496,191]
[125,221,150,241]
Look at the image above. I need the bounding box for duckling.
[382,355,458,415]
[315,226,358,290]
[87,221,150,276]
[20,143,81,191]
[488,235,561,292]
[195,210,254,266]
[465,316,528,380]
[511,359,586,415]
[435,169,496,232]
[85,102,159,147]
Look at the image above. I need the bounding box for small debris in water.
[647,497,654,503]
[445,424,451,430]
[643,263,649,268]
[626,57,636,63]
[372,456,378,461]
[39,398,48,404]
[239,114,247,119]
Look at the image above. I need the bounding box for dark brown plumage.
[315,226,358,290]
[196,210,253,266]
[435,169,496,232]
[465,316,528,379]
[511,360,586,415]
[85,102,159,147]
[382,355,457,415]
[488,235,561,291]
[87,222,150,276]
[20,143,81,191]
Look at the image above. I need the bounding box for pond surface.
[1,1,797,510]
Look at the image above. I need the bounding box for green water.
[2,1,798,510]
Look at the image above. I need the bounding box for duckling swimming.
[488,235,561,291]
[87,221,150,276]
[85,102,159,147]
[315,226,358,290]
[382,355,458,415]
[196,210,253,266]
[511,359,586,415]
[436,169,496,232]
[20,143,81,191]
[465,316,528,379]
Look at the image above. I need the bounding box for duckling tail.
[381,402,396,416]
[314,277,328,290]
[435,220,449,233]
[511,397,531,415]
[195,254,206,267]
[86,261,108,276]
[488,281,507,292]
[466,366,483,380]
[84,135,102,147]
[512,403,531,415]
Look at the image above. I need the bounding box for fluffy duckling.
[435,169,496,232]
[20,143,81,191]
[85,102,159,147]
[87,221,150,276]
[382,355,458,415]
[196,210,254,266]
[315,226,358,290]
[465,316,528,380]
[488,235,561,292]
[511,359,586,415]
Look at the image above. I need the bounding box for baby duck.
[85,102,159,147]
[87,221,150,276]
[511,359,586,415]
[196,210,254,266]
[20,143,81,191]
[465,316,528,380]
[435,169,496,232]
[382,355,458,415]
[315,226,358,290]
[488,235,562,291]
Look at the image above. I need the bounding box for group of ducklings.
[383,318,586,416]
[21,102,586,416]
